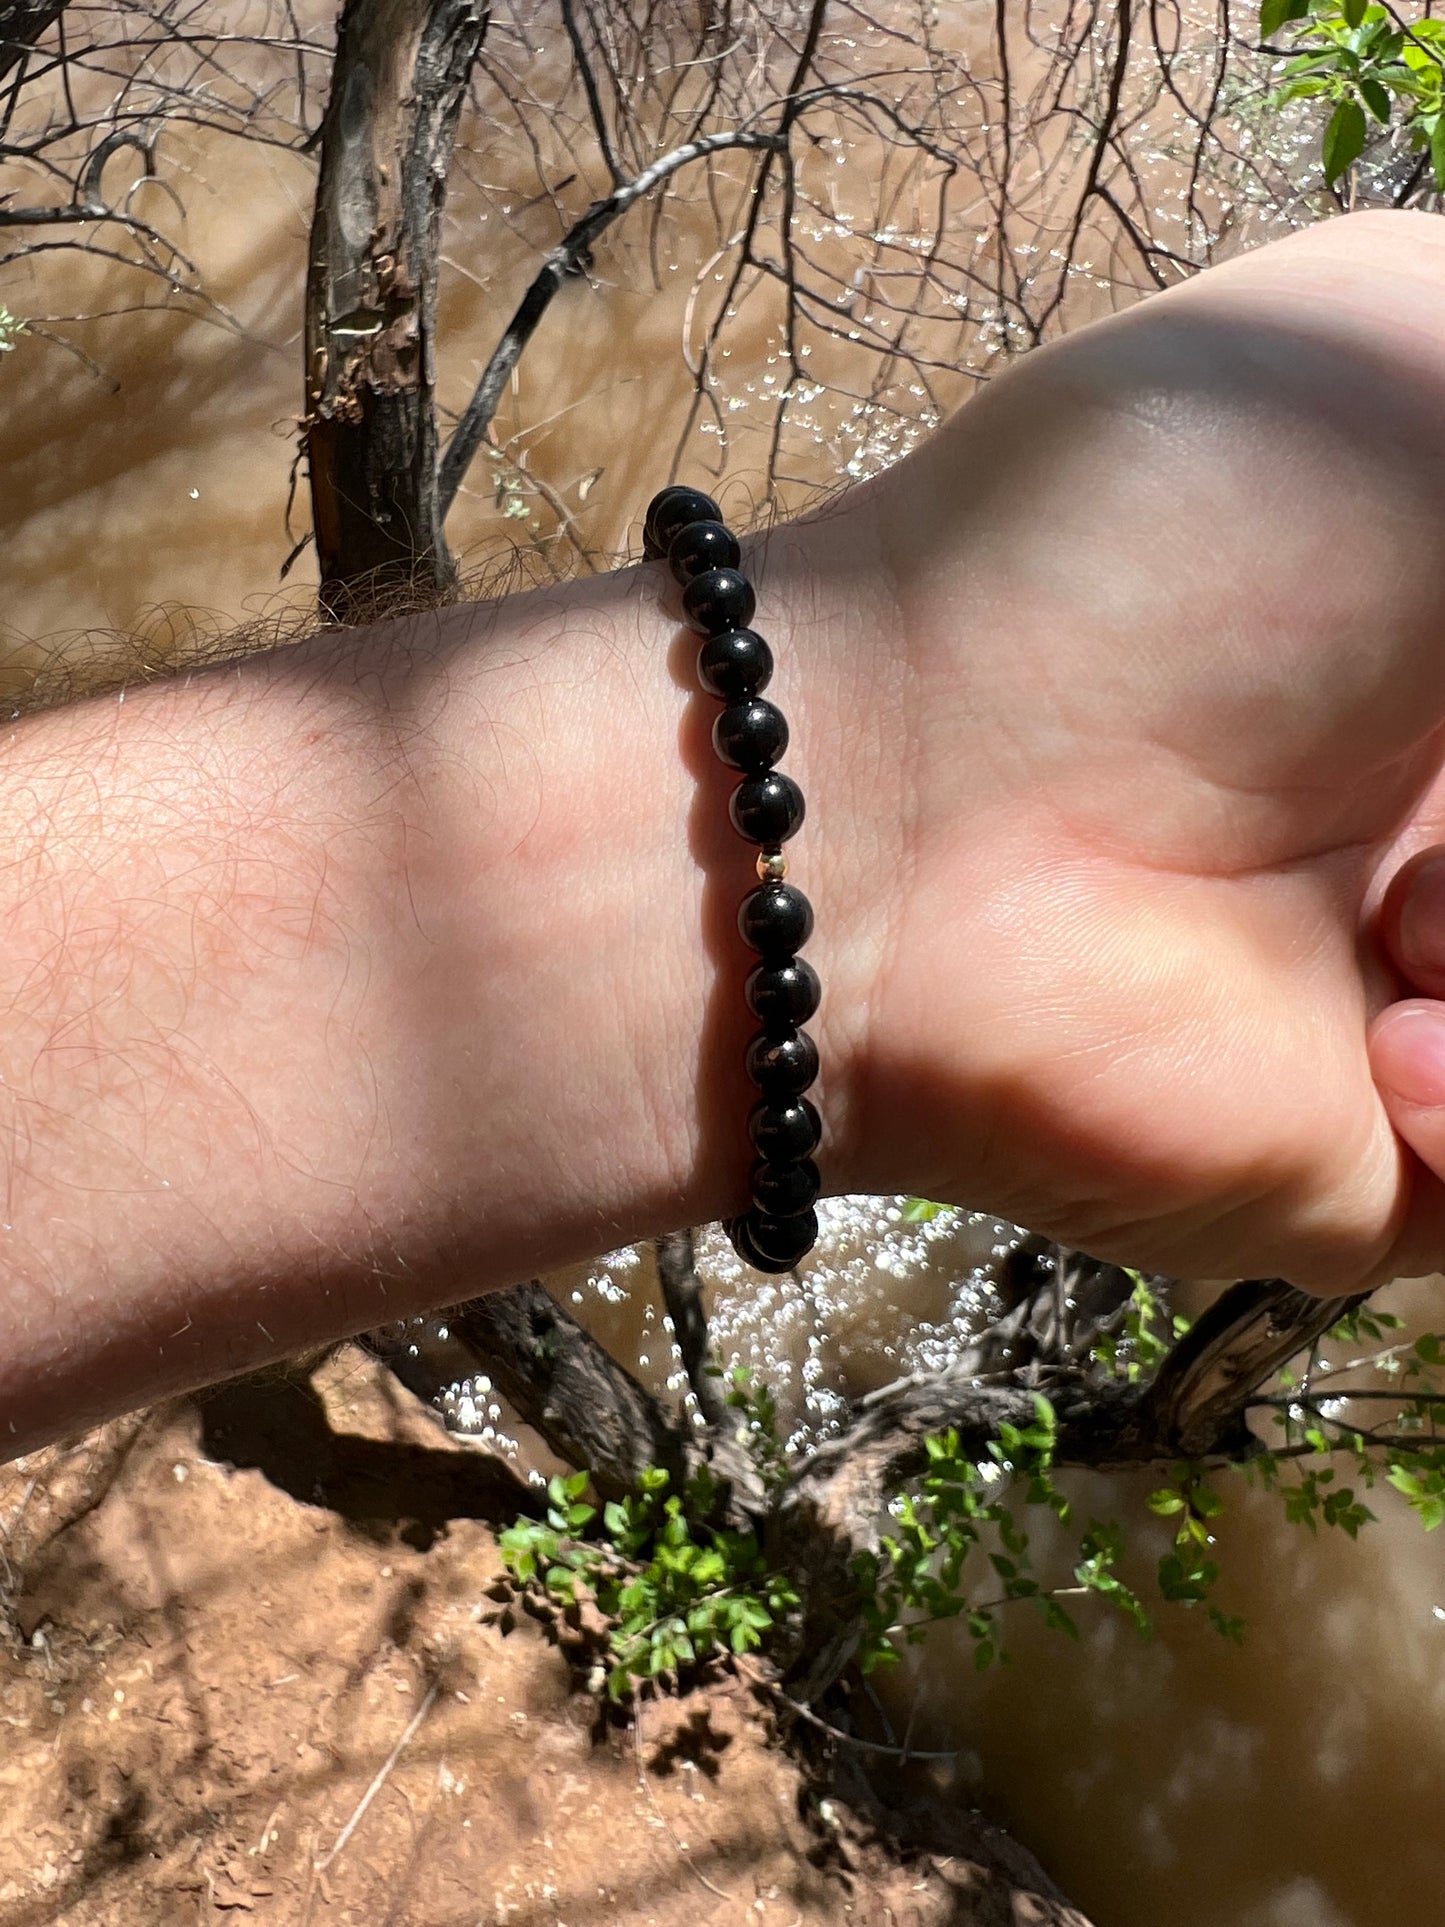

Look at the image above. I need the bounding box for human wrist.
[0,476,945,1454]
[462,505,912,1236]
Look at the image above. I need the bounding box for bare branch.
[559,0,621,188]
[304,0,487,620]
[436,125,784,516]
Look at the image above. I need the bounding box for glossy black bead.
[748,1097,821,1163]
[668,519,740,584]
[725,1215,788,1274]
[745,958,821,1030]
[730,773,805,845]
[697,628,773,701]
[729,1207,819,1272]
[750,1157,821,1217]
[745,1026,818,1098]
[644,486,721,557]
[713,699,788,772]
[682,567,755,636]
[739,881,814,958]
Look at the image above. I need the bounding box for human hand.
[806,210,1445,1292]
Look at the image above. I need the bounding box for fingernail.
[1373,1002,1445,1108]
[1398,855,1445,975]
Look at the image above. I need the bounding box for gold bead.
[756,849,788,883]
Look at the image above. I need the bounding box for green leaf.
[901,1198,949,1223]
[1040,1597,1080,1639]
[1147,1489,1186,1516]
[1323,96,1368,181]
[1260,0,1308,36]
[1342,0,1367,28]
[1360,74,1392,121]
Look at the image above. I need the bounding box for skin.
[4,209,1445,1454]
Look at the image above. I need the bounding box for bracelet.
[644,486,821,1275]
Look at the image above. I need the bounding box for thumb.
[1370,999,1445,1185]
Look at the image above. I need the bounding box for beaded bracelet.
[644,486,822,1276]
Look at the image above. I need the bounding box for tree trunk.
[304,0,486,622]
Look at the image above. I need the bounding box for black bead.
[730,773,805,845]
[746,958,821,1030]
[725,1215,789,1274]
[729,1207,819,1272]
[645,486,721,557]
[751,1157,821,1217]
[682,567,755,636]
[668,519,740,584]
[697,628,773,701]
[749,1097,821,1163]
[745,1026,818,1098]
[713,699,788,772]
[739,881,813,958]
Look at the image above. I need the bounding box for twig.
[314,1679,439,1873]
[735,1658,958,1762]
[437,127,785,515]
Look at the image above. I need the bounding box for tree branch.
[1138,1277,1367,1458]
[654,1230,731,1428]
[0,0,65,86]
[559,0,621,189]
[435,127,784,517]
[365,1281,688,1499]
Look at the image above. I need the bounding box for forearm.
[27,204,1435,1459]
[0,517,900,1452]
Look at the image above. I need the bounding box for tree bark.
[1137,1275,1366,1458]
[446,1283,688,1499]
[304,0,485,622]
[655,1229,732,1428]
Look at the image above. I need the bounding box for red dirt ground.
[0,1347,1092,1927]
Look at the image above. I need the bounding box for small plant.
[1091,1271,1191,1381]
[853,1394,1247,1674]
[723,1364,790,1496]
[500,1456,800,1699]
[498,1268,1445,1710]
[1263,0,1445,188]
[899,1197,952,1224]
